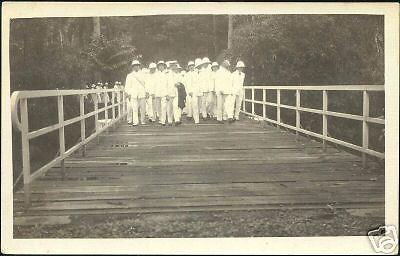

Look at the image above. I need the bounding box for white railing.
[11,88,127,207]
[242,85,385,165]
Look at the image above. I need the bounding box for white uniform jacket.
[232,70,246,96]
[215,67,233,95]
[145,72,158,96]
[198,68,211,93]
[188,70,202,97]
[154,70,168,98]
[125,70,146,99]
[166,71,181,97]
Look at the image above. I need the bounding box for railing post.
[20,98,31,208]
[296,90,301,139]
[322,90,328,151]
[112,91,116,129]
[104,92,109,133]
[251,88,255,116]
[80,94,86,157]
[94,93,100,144]
[362,90,369,168]
[117,90,121,121]
[58,95,65,180]
[262,89,266,119]
[276,89,281,129]
[243,88,246,113]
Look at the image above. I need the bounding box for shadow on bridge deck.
[13,115,384,226]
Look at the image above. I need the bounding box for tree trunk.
[93,17,101,38]
[227,15,233,50]
[93,17,101,81]
[212,16,218,57]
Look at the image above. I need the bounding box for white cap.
[187,61,195,67]
[131,60,141,66]
[202,57,211,64]
[236,61,245,68]
[157,60,166,66]
[149,62,157,69]
[195,58,203,68]
[211,62,219,67]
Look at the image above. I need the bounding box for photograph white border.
[1,2,398,254]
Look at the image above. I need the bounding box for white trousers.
[163,97,174,124]
[207,92,216,117]
[191,95,201,124]
[146,97,154,121]
[159,97,168,124]
[185,95,193,117]
[127,97,146,125]
[234,93,244,120]
[216,93,225,121]
[201,93,208,118]
[154,97,161,119]
[224,94,234,119]
[172,96,181,122]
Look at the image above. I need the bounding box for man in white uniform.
[165,60,177,125]
[209,62,219,119]
[186,59,200,124]
[125,60,147,126]
[183,61,195,120]
[215,60,233,123]
[155,61,168,126]
[199,57,212,120]
[145,62,157,122]
[232,61,246,121]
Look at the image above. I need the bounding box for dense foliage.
[10,15,385,185]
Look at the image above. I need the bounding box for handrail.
[11,88,127,208]
[241,85,385,166]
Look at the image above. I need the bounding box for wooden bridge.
[11,86,385,227]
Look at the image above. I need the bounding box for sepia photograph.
[1,2,399,255]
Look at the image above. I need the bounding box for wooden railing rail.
[241,85,385,165]
[10,88,127,207]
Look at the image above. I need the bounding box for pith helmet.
[131,60,141,66]
[236,61,245,68]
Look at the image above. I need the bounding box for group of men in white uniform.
[124,57,246,126]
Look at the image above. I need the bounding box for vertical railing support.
[80,95,86,157]
[243,88,247,113]
[58,95,65,180]
[296,90,301,139]
[20,98,31,208]
[262,89,266,119]
[104,92,109,133]
[362,90,370,168]
[322,90,328,152]
[251,88,255,116]
[112,91,116,129]
[276,89,281,130]
[94,93,100,144]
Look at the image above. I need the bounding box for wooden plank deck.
[13,115,384,222]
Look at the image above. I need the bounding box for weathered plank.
[14,115,384,223]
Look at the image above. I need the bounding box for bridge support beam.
[362,90,370,168]
[322,90,328,152]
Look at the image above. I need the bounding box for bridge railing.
[11,88,127,207]
[242,85,385,165]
